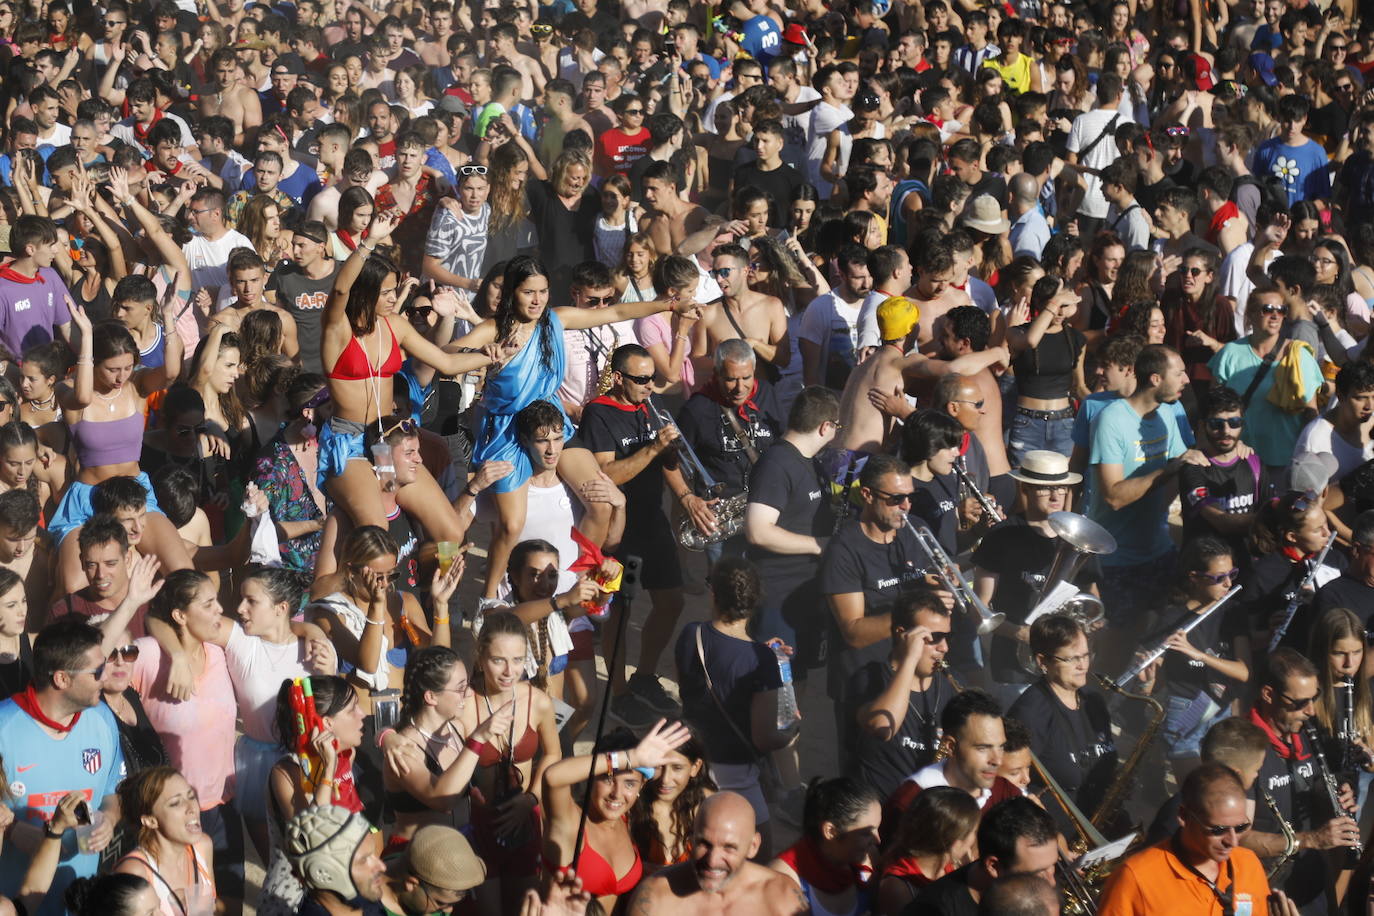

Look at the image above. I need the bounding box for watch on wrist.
[44,823,64,840]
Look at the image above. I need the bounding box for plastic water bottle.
[772,642,801,730]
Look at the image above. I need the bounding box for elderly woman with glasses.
[1007,613,1119,830]
[1134,536,1249,781]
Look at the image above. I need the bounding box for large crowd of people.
[0,0,1373,913]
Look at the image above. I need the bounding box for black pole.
[570,554,641,872]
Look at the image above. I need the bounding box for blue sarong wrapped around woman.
[472,310,575,493]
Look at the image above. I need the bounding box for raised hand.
[471,699,515,744]
[629,719,692,769]
[367,209,403,242]
[125,553,164,608]
[430,550,466,605]
[69,299,92,336]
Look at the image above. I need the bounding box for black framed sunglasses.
[1275,691,1318,710]
[1205,417,1242,431]
[869,488,912,506]
[583,295,616,305]
[1194,817,1251,837]
[618,371,654,386]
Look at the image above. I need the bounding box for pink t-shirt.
[130,637,237,809]
[634,313,694,391]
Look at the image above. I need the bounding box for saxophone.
[589,327,620,397]
[1260,787,1299,882]
[1090,673,1165,832]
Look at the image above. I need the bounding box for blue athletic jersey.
[740,15,782,66]
[0,700,124,916]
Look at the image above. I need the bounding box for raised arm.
[327,210,401,328]
[557,295,699,330]
[56,302,93,410]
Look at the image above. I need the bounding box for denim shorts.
[1162,692,1228,760]
[1008,407,1075,466]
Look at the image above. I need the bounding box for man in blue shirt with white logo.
[0,620,123,916]
[1252,94,1332,204]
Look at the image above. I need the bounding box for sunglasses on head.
[1206,416,1242,431]
[1164,125,1191,138]
[458,164,488,176]
[380,417,418,439]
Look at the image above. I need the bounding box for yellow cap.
[877,296,921,343]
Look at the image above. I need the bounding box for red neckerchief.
[13,685,81,733]
[777,838,861,894]
[881,856,951,882]
[132,107,166,143]
[1281,545,1312,563]
[705,375,759,422]
[922,114,945,128]
[0,262,44,284]
[1247,705,1306,760]
[144,159,182,175]
[336,230,365,251]
[332,750,364,812]
[587,395,647,414]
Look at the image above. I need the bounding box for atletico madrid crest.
[82,749,101,774]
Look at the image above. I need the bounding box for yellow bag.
[1266,340,1315,413]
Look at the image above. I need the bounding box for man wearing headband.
[268,219,340,375]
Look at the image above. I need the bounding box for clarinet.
[1303,721,1362,867]
[1336,680,1374,774]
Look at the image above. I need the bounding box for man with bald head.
[978,874,1059,916]
[1098,763,1298,916]
[627,792,807,914]
[1009,171,1050,259]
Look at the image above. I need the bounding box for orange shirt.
[1098,839,1270,916]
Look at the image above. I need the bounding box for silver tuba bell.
[1017,512,1116,675]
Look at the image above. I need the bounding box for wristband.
[362,616,384,626]
[375,727,396,748]
[463,483,479,498]
[550,596,562,616]
[465,737,489,756]
[433,616,450,625]
[44,823,65,840]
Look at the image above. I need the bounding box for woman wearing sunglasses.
[1239,489,1337,654]
[1161,247,1235,420]
[1134,536,1249,782]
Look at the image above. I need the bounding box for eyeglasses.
[108,645,140,663]
[618,371,654,386]
[351,564,402,583]
[190,207,217,216]
[582,295,615,305]
[1193,567,1239,585]
[1313,256,1339,266]
[952,398,985,410]
[437,680,470,694]
[869,488,913,506]
[1195,818,1252,837]
[1183,265,1207,277]
[1031,485,1070,495]
[1050,651,1092,665]
[68,662,107,680]
[458,164,488,176]
[1259,304,1287,315]
[380,417,418,439]
[709,267,735,279]
[1275,691,1318,710]
[1205,417,1243,431]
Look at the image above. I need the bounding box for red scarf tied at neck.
[0,262,45,284]
[705,376,759,422]
[587,395,648,414]
[778,838,870,894]
[14,685,80,733]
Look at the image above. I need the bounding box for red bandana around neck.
[778,838,861,894]
[132,106,166,142]
[705,376,759,421]
[0,262,44,284]
[1247,705,1306,760]
[587,395,647,414]
[144,159,182,176]
[1281,545,1312,563]
[14,685,81,733]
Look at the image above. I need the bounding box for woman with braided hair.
[382,645,514,848]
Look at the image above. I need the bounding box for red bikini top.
[328,319,402,381]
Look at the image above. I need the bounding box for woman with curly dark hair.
[632,730,717,872]
[673,556,800,858]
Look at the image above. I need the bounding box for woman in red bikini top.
[542,720,694,914]
[631,731,716,874]
[454,611,561,912]
[320,209,494,546]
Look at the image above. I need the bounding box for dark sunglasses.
[1164,125,1191,138]
[623,107,644,115]
[618,371,654,386]
[869,488,913,506]
[109,644,140,663]
[709,267,735,279]
[532,23,553,35]
[1183,265,1207,276]
[583,295,616,305]
[1275,691,1318,710]
[0,402,12,412]
[458,164,488,176]
[1197,819,1251,836]
[105,18,125,25]
[1205,417,1242,431]
[1259,303,1287,315]
[1193,567,1239,585]
[923,630,951,644]
[1290,488,1320,514]
[351,564,402,583]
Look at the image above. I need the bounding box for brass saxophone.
[1090,673,1165,832]
[1260,787,1299,882]
[588,327,620,397]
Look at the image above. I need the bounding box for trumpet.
[954,458,1003,525]
[646,397,746,550]
[906,519,1005,634]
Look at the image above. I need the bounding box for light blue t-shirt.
[1252,137,1331,204]
[0,700,124,916]
[1074,391,1192,512]
[1208,339,1323,467]
[1088,397,1186,567]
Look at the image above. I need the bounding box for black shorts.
[617,510,683,591]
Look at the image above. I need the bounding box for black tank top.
[1012,327,1084,400]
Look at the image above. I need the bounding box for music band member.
[1313,510,1374,622]
[579,343,696,726]
[886,688,1023,836]
[1245,648,1359,914]
[744,387,839,679]
[1305,607,1374,815]
[1239,490,1341,653]
[1008,614,1117,827]
[907,798,1058,916]
[675,338,785,562]
[902,410,967,558]
[819,453,927,760]
[1098,763,1295,916]
[972,450,1100,698]
[853,587,954,800]
[1136,536,1250,780]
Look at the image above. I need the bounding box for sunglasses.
[532,23,553,35]
[1259,304,1287,315]
[105,18,125,25]
[1290,488,1320,514]
[709,267,735,279]
[351,564,402,583]
[952,398,986,410]
[458,164,488,176]
[1031,485,1070,495]
[618,371,654,385]
[1196,819,1252,837]
[108,644,140,663]
[1206,417,1242,431]
[380,418,418,439]
[1164,125,1191,137]
[869,488,913,506]
[1193,567,1239,585]
[623,107,644,116]
[923,631,951,644]
[1183,265,1207,276]
[68,662,107,680]
[1275,691,1318,710]
[583,295,616,305]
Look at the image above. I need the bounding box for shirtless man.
[488,22,544,98]
[0,491,50,622]
[308,148,387,231]
[694,243,789,374]
[208,249,301,357]
[641,159,710,256]
[627,792,807,916]
[538,80,592,167]
[201,49,263,148]
[935,308,1010,486]
[908,240,972,350]
[419,2,457,67]
[835,297,1008,455]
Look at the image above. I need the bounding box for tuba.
[1017,512,1115,675]
[646,397,747,550]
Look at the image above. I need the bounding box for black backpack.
[1232,173,1290,215]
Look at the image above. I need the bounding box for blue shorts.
[49,471,164,543]
[318,417,367,488]
[548,653,569,676]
